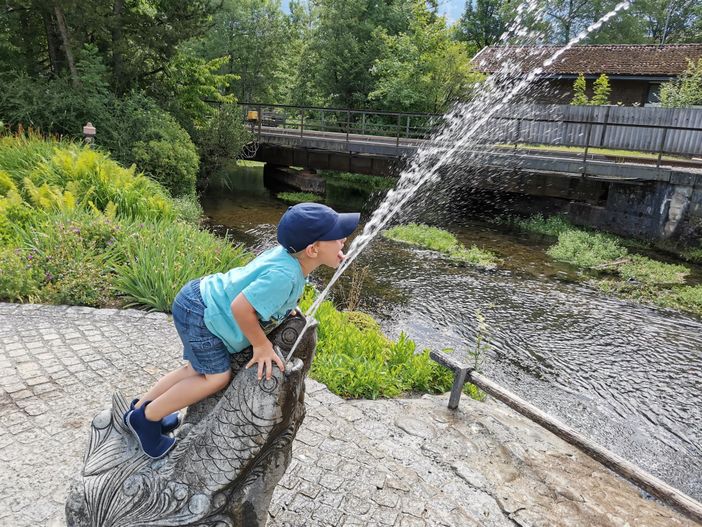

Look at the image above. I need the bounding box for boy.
[125,203,360,459]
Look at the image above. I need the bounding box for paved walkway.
[0,302,696,526]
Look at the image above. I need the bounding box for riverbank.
[0,302,696,526]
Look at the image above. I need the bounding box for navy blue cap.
[277,203,360,253]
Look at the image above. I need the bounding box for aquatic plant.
[547,230,628,269]
[276,192,322,204]
[383,223,499,269]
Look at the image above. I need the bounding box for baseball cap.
[277,203,360,253]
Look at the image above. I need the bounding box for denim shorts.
[171,278,231,374]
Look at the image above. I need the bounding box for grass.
[383,223,500,269]
[512,214,573,237]
[276,192,322,204]
[547,230,628,269]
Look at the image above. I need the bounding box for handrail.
[235,102,702,159]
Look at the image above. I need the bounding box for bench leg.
[448,368,469,410]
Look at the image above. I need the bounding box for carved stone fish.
[66,315,317,527]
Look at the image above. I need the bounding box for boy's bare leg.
[143,371,232,422]
[135,363,200,409]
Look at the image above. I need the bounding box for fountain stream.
[286,1,632,359]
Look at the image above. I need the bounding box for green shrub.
[14,211,121,307]
[172,195,204,225]
[319,171,395,192]
[547,230,628,268]
[0,136,175,221]
[276,192,322,204]
[301,292,454,399]
[0,247,42,301]
[383,223,499,269]
[194,103,250,177]
[112,95,199,198]
[112,219,251,312]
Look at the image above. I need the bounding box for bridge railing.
[238,102,444,144]
[237,102,702,165]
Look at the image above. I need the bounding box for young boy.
[125,203,360,459]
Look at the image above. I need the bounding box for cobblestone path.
[0,303,695,526]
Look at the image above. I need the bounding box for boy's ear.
[304,242,319,258]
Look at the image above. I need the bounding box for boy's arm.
[231,293,286,381]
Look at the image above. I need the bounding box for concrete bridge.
[239,103,702,242]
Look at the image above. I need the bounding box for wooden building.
[472,44,702,106]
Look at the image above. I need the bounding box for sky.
[280,0,466,24]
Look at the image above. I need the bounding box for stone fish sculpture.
[66,315,317,527]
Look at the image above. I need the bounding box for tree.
[370,1,484,113]
[591,73,611,105]
[455,0,509,52]
[196,0,292,104]
[571,73,588,105]
[660,59,702,108]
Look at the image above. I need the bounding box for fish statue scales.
[65,315,317,527]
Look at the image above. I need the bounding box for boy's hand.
[246,341,286,381]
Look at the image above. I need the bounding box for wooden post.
[300,109,304,138]
[346,110,351,144]
[361,113,366,135]
[321,110,325,132]
[256,105,262,141]
[406,115,410,138]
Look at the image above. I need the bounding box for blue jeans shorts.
[172,278,231,374]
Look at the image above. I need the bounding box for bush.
[105,94,199,198]
[0,247,42,302]
[194,103,250,177]
[513,214,573,237]
[300,290,454,399]
[0,134,175,221]
[660,58,702,108]
[617,255,688,285]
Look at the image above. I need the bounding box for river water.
[202,164,702,501]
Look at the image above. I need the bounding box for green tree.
[591,73,611,105]
[196,0,292,104]
[455,0,509,52]
[571,73,589,105]
[370,1,484,113]
[660,59,702,108]
[301,0,414,108]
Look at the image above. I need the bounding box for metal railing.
[236,102,702,169]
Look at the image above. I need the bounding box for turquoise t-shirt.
[199,245,306,353]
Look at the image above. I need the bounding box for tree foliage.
[571,73,589,105]
[591,74,611,106]
[660,59,702,108]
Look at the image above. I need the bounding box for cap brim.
[319,212,360,241]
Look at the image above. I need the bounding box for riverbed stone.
[0,302,697,526]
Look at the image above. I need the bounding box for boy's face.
[312,238,347,269]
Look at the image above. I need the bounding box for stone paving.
[0,302,697,526]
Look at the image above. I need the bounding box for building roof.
[472,44,702,77]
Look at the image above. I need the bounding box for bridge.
[237,102,702,241]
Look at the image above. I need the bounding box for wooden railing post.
[583,119,594,175]
[256,105,262,141]
[300,109,304,138]
[346,110,351,145]
[361,112,366,135]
